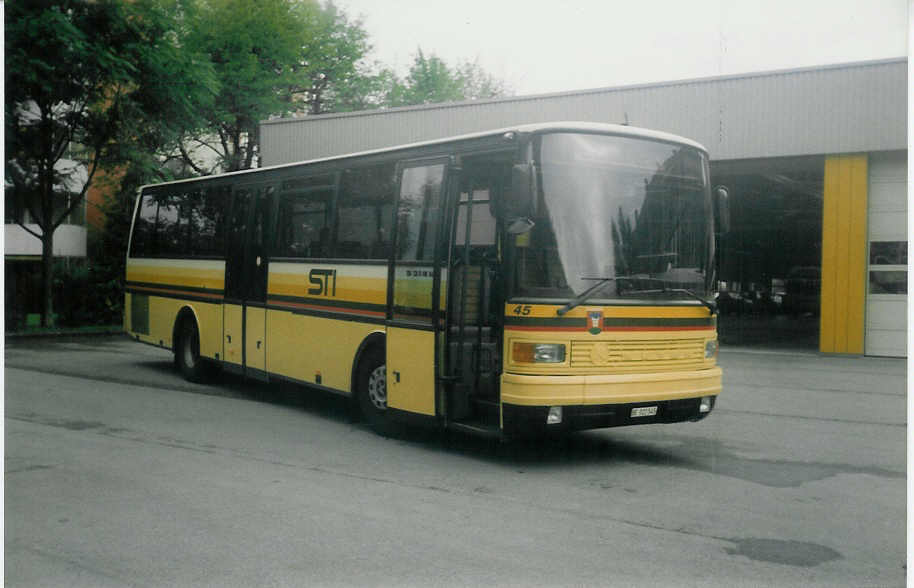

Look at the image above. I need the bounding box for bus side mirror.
[506,163,538,219]
[506,217,535,234]
[714,185,731,234]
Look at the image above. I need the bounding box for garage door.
[865,151,907,357]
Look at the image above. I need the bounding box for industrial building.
[260,58,908,356]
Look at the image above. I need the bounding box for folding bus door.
[386,159,450,417]
[223,184,274,379]
[445,176,501,426]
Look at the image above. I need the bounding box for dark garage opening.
[712,156,824,349]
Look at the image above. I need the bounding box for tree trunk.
[41,230,54,328]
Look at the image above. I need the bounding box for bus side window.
[396,165,445,262]
[337,163,396,260]
[276,175,335,259]
[130,191,159,257]
[132,185,225,259]
[187,186,226,258]
[153,188,182,256]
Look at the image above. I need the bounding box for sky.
[335,0,909,96]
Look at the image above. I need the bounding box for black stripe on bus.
[125,287,224,305]
[126,280,224,296]
[128,254,225,261]
[268,293,386,314]
[604,317,716,328]
[503,316,585,328]
[266,302,388,325]
[269,257,390,266]
[386,319,437,332]
[503,316,716,329]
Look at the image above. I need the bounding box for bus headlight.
[704,340,719,359]
[513,342,566,363]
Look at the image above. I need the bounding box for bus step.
[447,421,502,439]
[473,398,500,424]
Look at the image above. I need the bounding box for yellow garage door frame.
[820,154,868,354]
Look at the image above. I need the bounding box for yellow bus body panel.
[501,368,722,406]
[125,259,226,360]
[386,327,436,415]
[223,304,243,365]
[193,302,224,360]
[502,303,720,407]
[125,255,722,422]
[245,306,267,372]
[266,262,388,393]
[265,308,380,392]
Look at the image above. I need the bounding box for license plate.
[631,406,658,418]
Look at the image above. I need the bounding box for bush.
[51,259,123,327]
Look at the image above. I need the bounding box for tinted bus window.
[275,175,335,258]
[131,189,180,257]
[336,164,396,259]
[187,186,227,257]
[155,192,183,256]
[396,164,445,262]
[131,185,226,258]
[129,192,155,257]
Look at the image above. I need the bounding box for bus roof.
[139,121,707,191]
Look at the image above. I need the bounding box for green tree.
[178,0,373,173]
[300,1,377,114]
[456,59,508,101]
[386,49,508,107]
[5,0,216,327]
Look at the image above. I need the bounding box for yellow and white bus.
[125,122,723,437]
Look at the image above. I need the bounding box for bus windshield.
[511,132,713,301]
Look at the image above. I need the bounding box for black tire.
[175,318,210,383]
[356,346,400,436]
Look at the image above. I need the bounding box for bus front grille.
[570,339,706,372]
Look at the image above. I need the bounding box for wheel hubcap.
[367,365,387,410]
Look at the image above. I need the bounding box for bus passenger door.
[387,159,449,417]
[223,184,273,378]
[444,166,502,429]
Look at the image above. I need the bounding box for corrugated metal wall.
[261,59,907,166]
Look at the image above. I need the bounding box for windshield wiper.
[618,286,718,314]
[556,275,649,316]
[556,277,617,316]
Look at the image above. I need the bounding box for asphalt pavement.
[4,336,907,587]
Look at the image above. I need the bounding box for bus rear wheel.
[175,318,210,383]
[356,346,400,436]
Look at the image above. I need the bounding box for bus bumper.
[500,367,721,434]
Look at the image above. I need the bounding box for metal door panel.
[245,306,267,373]
[387,326,436,415]
[223,184,275,373]
[223,304,244,366]
[386,158,450,417]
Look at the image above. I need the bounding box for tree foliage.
[385,49,508,107]
[5,0,216,326]
[176,0,374,173]
[6,1,508,329]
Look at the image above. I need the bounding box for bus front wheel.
[356,346,400,436]
[175,318,209,383]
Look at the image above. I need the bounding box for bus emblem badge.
[588,311,603,335]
